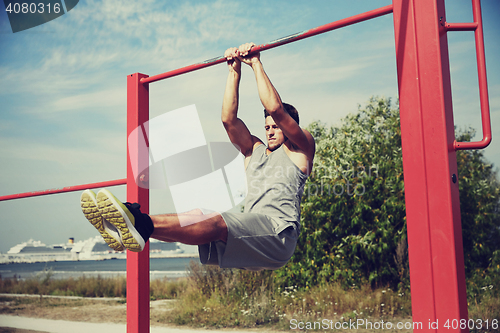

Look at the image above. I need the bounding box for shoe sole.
[80,190,124,251]
[96,189,145,252]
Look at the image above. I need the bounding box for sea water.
[0,257,197,280]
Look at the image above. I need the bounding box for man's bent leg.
[151,211,228,245]
[85,188,225,251]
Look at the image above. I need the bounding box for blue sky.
[0,0,498,253]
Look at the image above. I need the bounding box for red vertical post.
[392,0,469,331]
[127,73,150,333]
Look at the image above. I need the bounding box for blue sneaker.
[96,189,154,252]
[80,190,124,251]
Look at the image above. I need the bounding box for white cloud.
[50,87,124,113]
[0,133,123,167]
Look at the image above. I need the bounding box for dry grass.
[0,270,127,298]
[155,262,413,330]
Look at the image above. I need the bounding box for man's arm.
[221,47,262,157]
[237,43,315,158]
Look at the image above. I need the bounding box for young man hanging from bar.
[80,43,315,270]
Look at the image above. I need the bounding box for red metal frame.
[392,0,486,331]
[126,73,150,333]
[448,0,491,150]
[0,1,493,333]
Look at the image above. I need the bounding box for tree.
[276,96,500,292]
[456,129,500,297]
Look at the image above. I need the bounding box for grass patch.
[0,269,185,300]
[0,296,98,314]
[150,277,187,300]
[156,262,412,330]
[0,269,128,298]
[468,293,500,333]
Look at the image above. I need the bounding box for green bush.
[276,96,500,294]
[277,97,407,290]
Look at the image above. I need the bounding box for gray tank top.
[243,144,309,230]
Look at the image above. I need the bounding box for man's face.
[265,116,286,151]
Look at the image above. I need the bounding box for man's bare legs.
[150,209,228,245]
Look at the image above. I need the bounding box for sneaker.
[96,189,154,252]
[80,190,124,251]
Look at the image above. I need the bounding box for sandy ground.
[0,315,263,333]
[0,294,130,324]
[0,315,264,333]
[0,294,277,333]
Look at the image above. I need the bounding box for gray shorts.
[198,211,298,271]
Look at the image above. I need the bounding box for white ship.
[0,237,192,264]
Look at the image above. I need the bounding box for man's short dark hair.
[264,103,299,125]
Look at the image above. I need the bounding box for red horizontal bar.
[454,134,491,150]
[141,4,393,84]
[445,22,478,31]
[0,178,127,202]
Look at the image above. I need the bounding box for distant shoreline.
[0,256,198,280]
[0,253,199,265]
